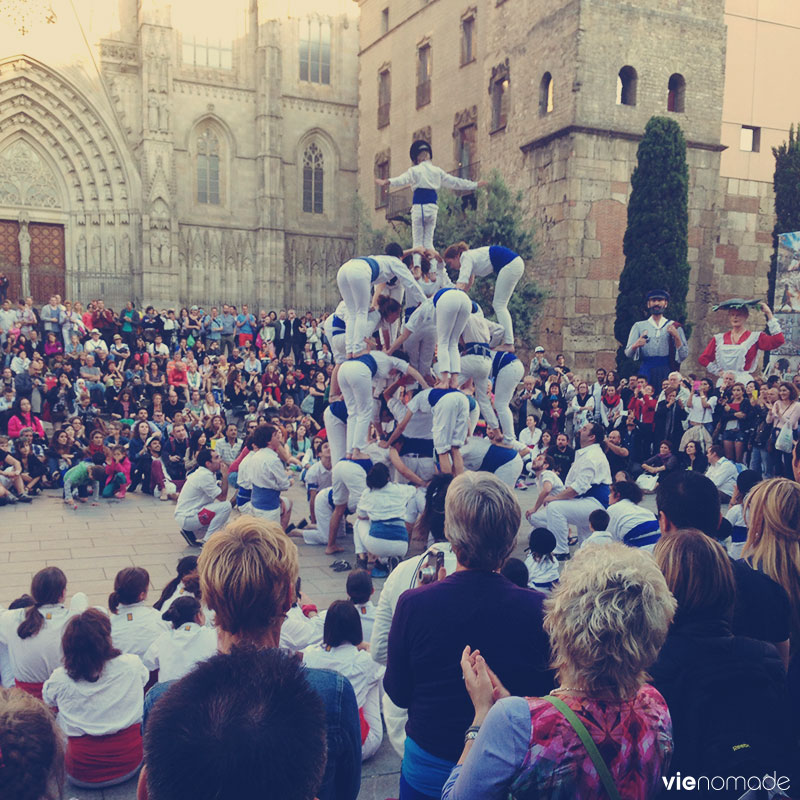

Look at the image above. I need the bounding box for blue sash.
[399,436,435,457]
[463,341,491,358]
[251,485,281,511]
[355,354,378,376]
[479,444,518,472]
[357,257,381,282]
[433,287,455,306]
[369,518,408,541]
[236,486,252,507]
[580,483,611,508]
[623,518,661,547]
[328,399,348,423]
[327,488,335,510]
[488,246,518,273]
[429,388,456,407]
[348,457,373,473]
[404,306,416,322]
[467,395,476,412]
[331,315,346,336]
[412,188,438,205]
[491,351,518,378]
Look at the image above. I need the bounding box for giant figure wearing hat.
[624,290,689,387]
[375,139,485,266]
[698,299,784,385]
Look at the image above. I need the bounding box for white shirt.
[455,246,503,283]
[361,350,412,381]
[519,427,542,450]
[388,160,478,195]
[536,468,565,495]
[305,460,333,492]
[236,450,257,491]
[303,643,385,707]
[279,605,323,653]
[250,447,291,491]
[160,582,196,615]
[564,443,612,495]
[607,499,659,547]
[404,301,436,337]
[109,602,170,659]
[357,482,417,522]
[0,594,88,684]
[388,396,433,440]
[707,456,738,497]
[84,337,109,355]
[175,466,220,519]
[365,255,426,305]
[142,623,218,682]
[724,503,748,559]
[524,554,560,588]
[461,306,491,343]
[687,393,717,424]
[42,653,148,737]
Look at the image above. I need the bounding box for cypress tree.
[770,125,800,306]
[614,116,690,375]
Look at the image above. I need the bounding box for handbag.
[300,393,315,414]
[775,424,794,454]
[636,472,659,493]
[541,695,622,800]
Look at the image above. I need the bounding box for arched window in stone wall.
[617,66,637,106]
[667,73,686,113]
[539,72,553,116]
[303,142,324,214]
[197,128,220,205]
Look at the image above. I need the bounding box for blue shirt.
[220,313,236,335]
[236,313,255,334]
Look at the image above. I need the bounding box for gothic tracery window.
[303,142,324,214]
[197,129,220,205]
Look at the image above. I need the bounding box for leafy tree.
[770,124,800,307]
[614,116,690,376]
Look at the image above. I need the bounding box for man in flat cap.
[624,289,688,388]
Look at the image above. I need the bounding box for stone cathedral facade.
[0,0,358,312]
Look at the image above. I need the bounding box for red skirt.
[15,680,44,700]
[66,723,143,784]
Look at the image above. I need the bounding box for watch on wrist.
[464,725,481,744]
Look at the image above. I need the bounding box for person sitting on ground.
[639,439,679,483]
[524,527,559,593]
[303,600,385,761]
[442,543,676,800]
[108,567,169,660]
[0,567,88,700]
[43,608,148,789]
[0,686,66,800]
[153,556,199,612]
[583,508,613,547]
[499,557,530,589]
[345,569,376,643]
[607,479,661,552]
[142,596,217,683]
[705,444,739,504]
[723,468,760,558]
[650,529,798,794]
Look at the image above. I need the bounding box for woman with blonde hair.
[442,542,675,800]
[0,687,65,800]
[650,529,796,787]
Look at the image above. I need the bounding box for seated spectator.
[43,608,148,788]
[0,567,88,699]
[442,543,675,799]
[7,396,44,440]
[499,557,530,588]
[142,597,217,682]
[607,479,660,551]
[640,440,679,483]
[0,686,65,800]
[524,527,559,593]
[723,468,760,558]
[706,444,738,504]
[303,600,385,761]
[583,508,613,546]
[153,556,200,612]
[651,529,797,792]
[344,568,376,642]
[678,439,708,473]
[108,568,169,659]
[384,472,553,800]
[140,647,327,800]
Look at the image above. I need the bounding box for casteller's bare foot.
[435,380,449,389]
[326,546,345,555]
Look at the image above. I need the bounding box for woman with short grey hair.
[384,472,553,800]
[441,542,676,799]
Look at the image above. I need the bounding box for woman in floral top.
[442,543,676,800]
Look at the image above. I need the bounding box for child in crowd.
[153,556,199,612]
[108,567,169,659]
[63,451,106,508]
[42,608,148,788]
[723,469,761,559]
[346,569,376,643]
[583,508,613,547]
[279,577,323,654]
[302,600,385,761]
[500,557,531,589]
[142,596,217,682]
[102,445,131,499]
[524,527,560,594]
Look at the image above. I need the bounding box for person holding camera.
[384,472,553,800]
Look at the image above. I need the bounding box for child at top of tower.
[375,139,486,265]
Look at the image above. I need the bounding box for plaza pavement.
[0,476,660,800]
